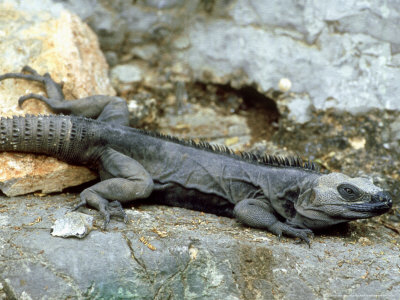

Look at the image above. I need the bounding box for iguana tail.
[0,115,99,165]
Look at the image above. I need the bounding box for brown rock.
[0,4,114,195]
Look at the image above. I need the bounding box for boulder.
[0,1,116,195]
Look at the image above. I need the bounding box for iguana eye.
[338,184,361,200]
[344,187,354,194]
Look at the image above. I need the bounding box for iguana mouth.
[346,191,392,213]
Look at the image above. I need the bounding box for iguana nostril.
[372,191,392,204]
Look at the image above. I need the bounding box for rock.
[0,155,95,197]
[158,103,251,151]
[0,1,398,298]
[127,95,157,127]
[178,17,399,115]
[144,0,184,10]
[0,283,5,300]
[278,78,292,93]
[1,193,399,299]
[277,94,313,124]
[51,212,94,238]
[129,44,159,61]
[55,0,400,123]
[0,0,118,195]
[110,63,144,84]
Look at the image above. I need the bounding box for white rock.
[51,212,94,238]
[111,64,144,83]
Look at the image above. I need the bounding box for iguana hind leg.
[0,66,129,126]
[73,147,154,228]
[234,199,313,245]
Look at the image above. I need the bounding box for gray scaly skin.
[0,67,393,244]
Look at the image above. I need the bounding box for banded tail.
[0,115,99,164]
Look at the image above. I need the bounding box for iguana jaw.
[345,191,392,215]
[317,192,391,221]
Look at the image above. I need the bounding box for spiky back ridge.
[133,127,320,172]
[0,114,319,172]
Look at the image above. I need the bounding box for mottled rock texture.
[0,1,118,195]
[1,194,399,299]
[57,0,400,122]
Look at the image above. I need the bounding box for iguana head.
[296,172,392,227]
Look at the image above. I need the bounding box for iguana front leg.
[0,66,129,126]
[73,147,154,228]
[233,199,313,245]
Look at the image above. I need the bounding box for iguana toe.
[292,228,313,247]
[101,213,111,230]
[108,200,128,223]
[22,65,40,75]
[18,93,50,107]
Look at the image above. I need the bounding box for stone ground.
[1,194,399,299]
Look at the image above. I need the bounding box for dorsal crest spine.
[131,127,320,172]
[1,114,320,172]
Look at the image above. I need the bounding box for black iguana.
[0,67,393,244]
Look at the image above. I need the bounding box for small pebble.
[278,78,292,92]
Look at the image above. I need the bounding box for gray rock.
[390,119,400,141]
[283,95,313,124]
[1,194,399,299]
[52,0,400,123]
[130,44,159,61]
[0,282,5,300]
[178,19,399,113]
[111,64,144,84]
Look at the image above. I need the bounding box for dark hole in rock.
[238,86,278,112]
[237,86,280,143]
[187,83,280,144]
[122,81,280,145]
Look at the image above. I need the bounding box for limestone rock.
[0,1,116,195]
[57,0,400,122]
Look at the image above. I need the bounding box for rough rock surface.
[0,1,118,195]
[0,194,399,299]
[57,0,400,119]
[157,104,251,150]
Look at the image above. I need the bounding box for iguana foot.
[269,222,314,246]
[293,229,314,247]
[0,65,49,84]
[0,66,131,125]
[0,66,65,108]
[234,199,314,246]
[72,191,128,229]
[97,200,127,229]
[108,201,128,223]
